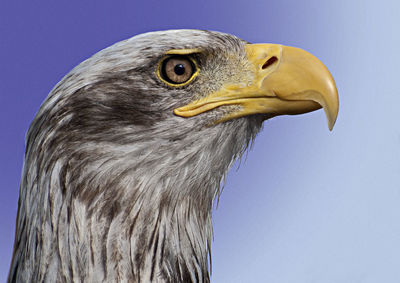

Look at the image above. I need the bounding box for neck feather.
[9,113,263,282]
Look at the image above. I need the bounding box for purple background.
[1,1,399,282]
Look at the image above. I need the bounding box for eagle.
[8,30,338,283]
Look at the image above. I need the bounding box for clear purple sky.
[1,1,400,282]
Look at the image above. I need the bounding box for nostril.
[262,56,278,69]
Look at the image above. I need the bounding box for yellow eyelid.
[165,48,202,55]
[156,54,200,87]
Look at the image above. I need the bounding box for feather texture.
[8,30,264,282]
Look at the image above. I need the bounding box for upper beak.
[174,44,339,130]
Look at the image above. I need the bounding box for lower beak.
[174,44,339,130]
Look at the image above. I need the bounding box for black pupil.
[174,64,185,75]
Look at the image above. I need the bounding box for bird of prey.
[8,30,338,283]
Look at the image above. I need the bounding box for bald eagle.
[8,30,338,283]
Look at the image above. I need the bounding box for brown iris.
[160,56,196,85]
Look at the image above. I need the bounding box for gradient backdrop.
[1,1,399,282]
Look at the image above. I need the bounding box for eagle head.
[9,30,338,282]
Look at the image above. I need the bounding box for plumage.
[8,30,338,282]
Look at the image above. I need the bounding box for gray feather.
[8,30,264,283]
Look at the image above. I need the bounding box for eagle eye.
[158,55,198,86]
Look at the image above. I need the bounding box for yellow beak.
[174,44,339,130]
